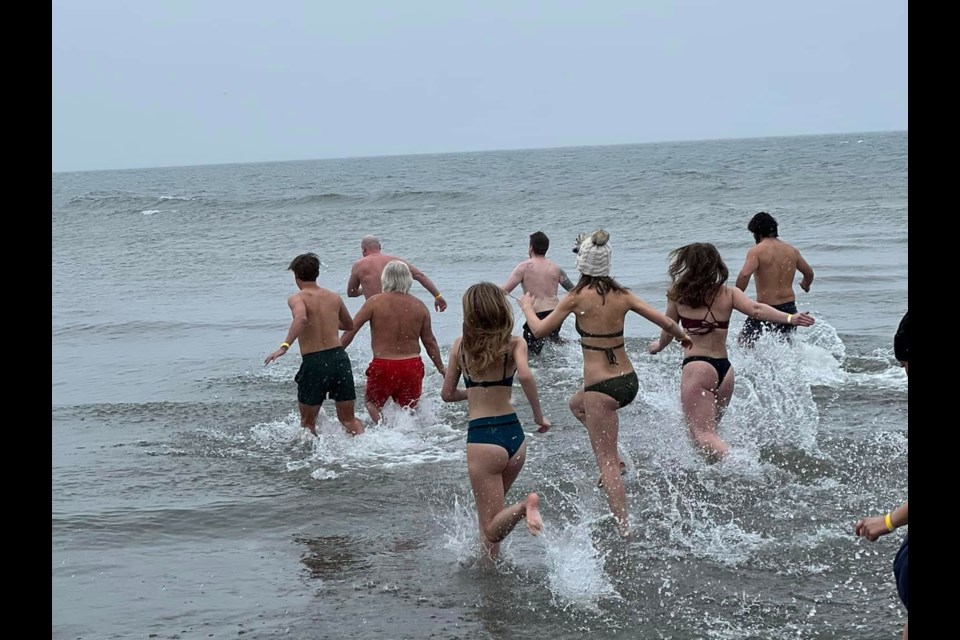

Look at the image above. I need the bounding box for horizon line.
[52,127,906,175]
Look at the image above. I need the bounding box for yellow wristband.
[434,293,443,299]
[280,342,291,349]
[885,512,894,532]
[786,314,793,325]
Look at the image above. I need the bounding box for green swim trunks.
[294,347,357,405]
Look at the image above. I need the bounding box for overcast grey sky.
[52,1,907,173]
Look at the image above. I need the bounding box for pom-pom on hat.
[576,230,612,277]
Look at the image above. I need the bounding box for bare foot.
[303,424,318,437]
[525,493,543,535]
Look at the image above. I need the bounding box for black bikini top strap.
[581,342,624,365]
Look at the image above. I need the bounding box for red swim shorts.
[364,357,425,409]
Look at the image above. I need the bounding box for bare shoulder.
[414,295,431,314]
[314,287,341,304]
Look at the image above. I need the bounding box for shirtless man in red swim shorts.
[340,260,446,423]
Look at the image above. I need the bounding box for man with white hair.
[347,235,448,312]
[341,260,446,423]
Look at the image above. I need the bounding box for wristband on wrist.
[884,512,895,532]
[434,293,443,299]
[280,342,291,349]
[786,313,793,325]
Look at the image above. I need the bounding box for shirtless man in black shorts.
[735,212,815,346]
[264,253,364,436]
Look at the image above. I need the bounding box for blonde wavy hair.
[461,282,514,373]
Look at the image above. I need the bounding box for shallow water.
[53,131,908,639]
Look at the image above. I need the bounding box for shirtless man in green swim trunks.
[264,253,365,437]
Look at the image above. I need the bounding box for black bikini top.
[575,318,625,365]
[678,297,729,335]
[575,319,624,339]
[461,351,515,388]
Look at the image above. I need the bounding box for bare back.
[566,288,635,385]
[737,238,814,305]
[366,292,429,359]
[351,253,399,298]
[504,257,566,312]
[294,287,350,354]
[672,287,735,359]
[455,336,520,420]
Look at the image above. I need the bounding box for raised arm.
[628,292,691,349]
[558,268,575,292]
[649,297,688,354]
[731,287,815,326]
[518,292,575,338]
[512,337,550,432]
[440,338,467,402]
[339,300,371,349]
[735,248,759,292]
[419,305,446,376]
[408,261,447,312]
[797,252,814,292]
[264,294,308,364]
[501,262,524,295]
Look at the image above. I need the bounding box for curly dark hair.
[666,243,728,307]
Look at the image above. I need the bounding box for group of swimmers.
[263,216,907,636]
[263,213,818,542]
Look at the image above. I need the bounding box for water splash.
[542,519,619,610]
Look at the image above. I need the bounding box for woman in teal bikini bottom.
[442,282,552,560]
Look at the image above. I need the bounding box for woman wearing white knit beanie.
[518,229,692,537]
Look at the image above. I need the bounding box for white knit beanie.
[576,230,612,277]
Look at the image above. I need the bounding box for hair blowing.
[461,282,514,373]
[667,243,729,307]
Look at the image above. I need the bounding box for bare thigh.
[298,403,321,427]
[714,366,735,421]
[680,362,720,429]
[467,442,527,528]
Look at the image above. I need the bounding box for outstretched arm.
[735,249,759,292]
[340,301,371,349]
[513,338,550,432]
[419,307,446,375]
[855,499,908,542]
[649,298,689,354]
[628,292,691,349]
[265,294,307,364]
[408,261,447,312]
[440,338,467,402]
[558,268,575,292]
[731,287,815,326]
[797,252,814,293]
[518,292,574,338]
